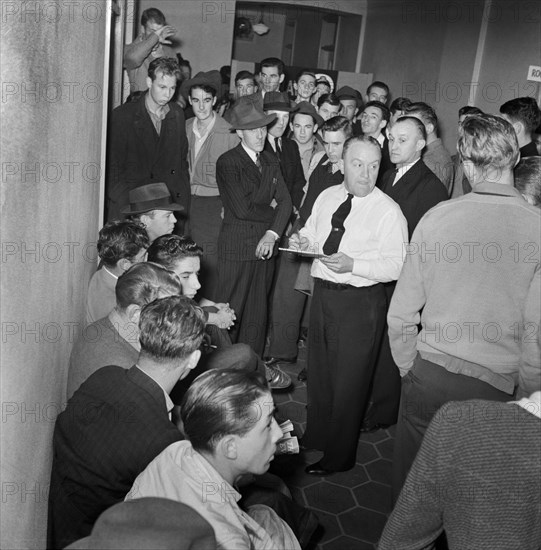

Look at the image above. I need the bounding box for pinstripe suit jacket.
[216,144,292,261]
[47,365,182,549]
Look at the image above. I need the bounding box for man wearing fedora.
[107,57,190,222]
[216,99,292,386]
[122,182,184,242]
[180,70,239,301]
[335,85,364,136]
[48,295,206,548]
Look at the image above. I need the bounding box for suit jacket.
[216,144,292,261]
[264,137,306,209]
[106,94,190,221]
[47,365,182,549]
[380,159,448,239]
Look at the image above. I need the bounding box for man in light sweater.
[388,113,541,499]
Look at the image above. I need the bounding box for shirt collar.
[322,157,344,174]
[471,181,524,198]
[193,112,216,139]
[241,141,259,164]
[145,93,170,120]
[510,391,541,419]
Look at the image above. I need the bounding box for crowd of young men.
[48,6,541,549]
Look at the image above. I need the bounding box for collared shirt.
[393,158,420,185]
[296,137,324,180]
[511,391,541,419]
[135,365,174,419]
[192,112,216,161]
[145,94,170,135]
[126,441,301,550]
[267,135,282,153]
[300,184,407,286]
[375,133,385,147]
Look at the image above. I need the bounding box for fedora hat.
[294,101,324,127]
[335,85,363,108]
[180,70,222,100]
[263,91,298,113]
[64,498,216,550]
[228,98,277,130]
[122,183,184,215]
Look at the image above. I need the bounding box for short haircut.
[139,295,206,362]
[97,220,149,268]
[141,7,166,27]
[189,84,217,97]
[235,70,256,85]
[500,97,541,133]
[181,369,270,454]
[394,115,427,141]
[389,97,412,115]
[295,70,316,82]
[458,113,519,170]
[363,100,390,123]
[514,156,541,207]
[367,81,390,96]
[115,262,181,310]
[178,59,191,71]
[147,235,203,270]
[405,102,438,130]
[458,105,483,118]
[321,115,353,139]
[260,57,284,75]
[148,57,181,81]
[343,135,382,160]
[317,93,341,109]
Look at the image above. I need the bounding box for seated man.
[85,220,149,325]
[126,369,301,550]
[123,182,184,242]
[500,96,541,158]
[515,156,541,207]
[48,295,206,548]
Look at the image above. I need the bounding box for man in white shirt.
[127,369,301,550]
[290,136,407,475]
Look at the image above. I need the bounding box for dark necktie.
[255,153,262,173]
[275,138,282,157]
[323,193,353,255]
[327,162,333,174]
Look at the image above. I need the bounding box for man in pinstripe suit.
[216,98,292,386]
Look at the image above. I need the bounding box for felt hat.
[315,73,334,92]
[64,498,217,549]
[263,91,298,113]
[228,98,277,130]
[294,101,324,127]
[335,85,363,107]
[180,70,222,100]
[121,183,184,215]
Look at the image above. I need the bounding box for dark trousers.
[302,280,386,471]
[392,354,512,501]
[218,257,275,357]
[268,251,308,359]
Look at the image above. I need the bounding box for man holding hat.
[216,98,292,383]
[122,182,184,242]
[180,70,239,300]
[335,85,363,136]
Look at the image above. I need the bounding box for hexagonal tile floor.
[268,340,395,549]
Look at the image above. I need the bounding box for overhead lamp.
[252,6,270,35]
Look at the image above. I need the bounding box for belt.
[315,278,381,292]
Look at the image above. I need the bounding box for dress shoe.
[297,368,307,382]
[265,364,292,391]
[360,422,391,433]
[264,356,297,367]
[305,461,335,476]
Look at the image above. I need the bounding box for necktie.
[275,138,282,157]
[322,193,353,255]
[255,153,262,173]
[327,162,334,174]
[391,168,399,186]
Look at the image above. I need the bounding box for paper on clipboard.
[278,247,328,259]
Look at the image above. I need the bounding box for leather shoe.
[360,422,391,433]
[264,356,297,367]
[305,461,335,476]
[297,368,307,382]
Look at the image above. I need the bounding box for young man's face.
[294,74,316,101]
[322,129,348,164]
[260,65,284,93]
[237,126,267,153]
[171,256,201,299]
[267,110,290,138]
[360,106,387,138]
[236,78,256,98]
[339,99,359,122]
[367,86,388,105]
[318,101,341,121]
[388,120,425,166]
[290,113,317,145]
[343,141,381,198]
[142,210,176,242]
[189,88,216,122]
[146,71,177,107]
[233,393,282,476]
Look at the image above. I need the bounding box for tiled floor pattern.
[269,342,395,550]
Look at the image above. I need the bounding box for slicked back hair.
[394,115,428,142]
[500,97,541,134]
[405,102,438,131]
[321,115,353,139]
[343,135,382,160]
